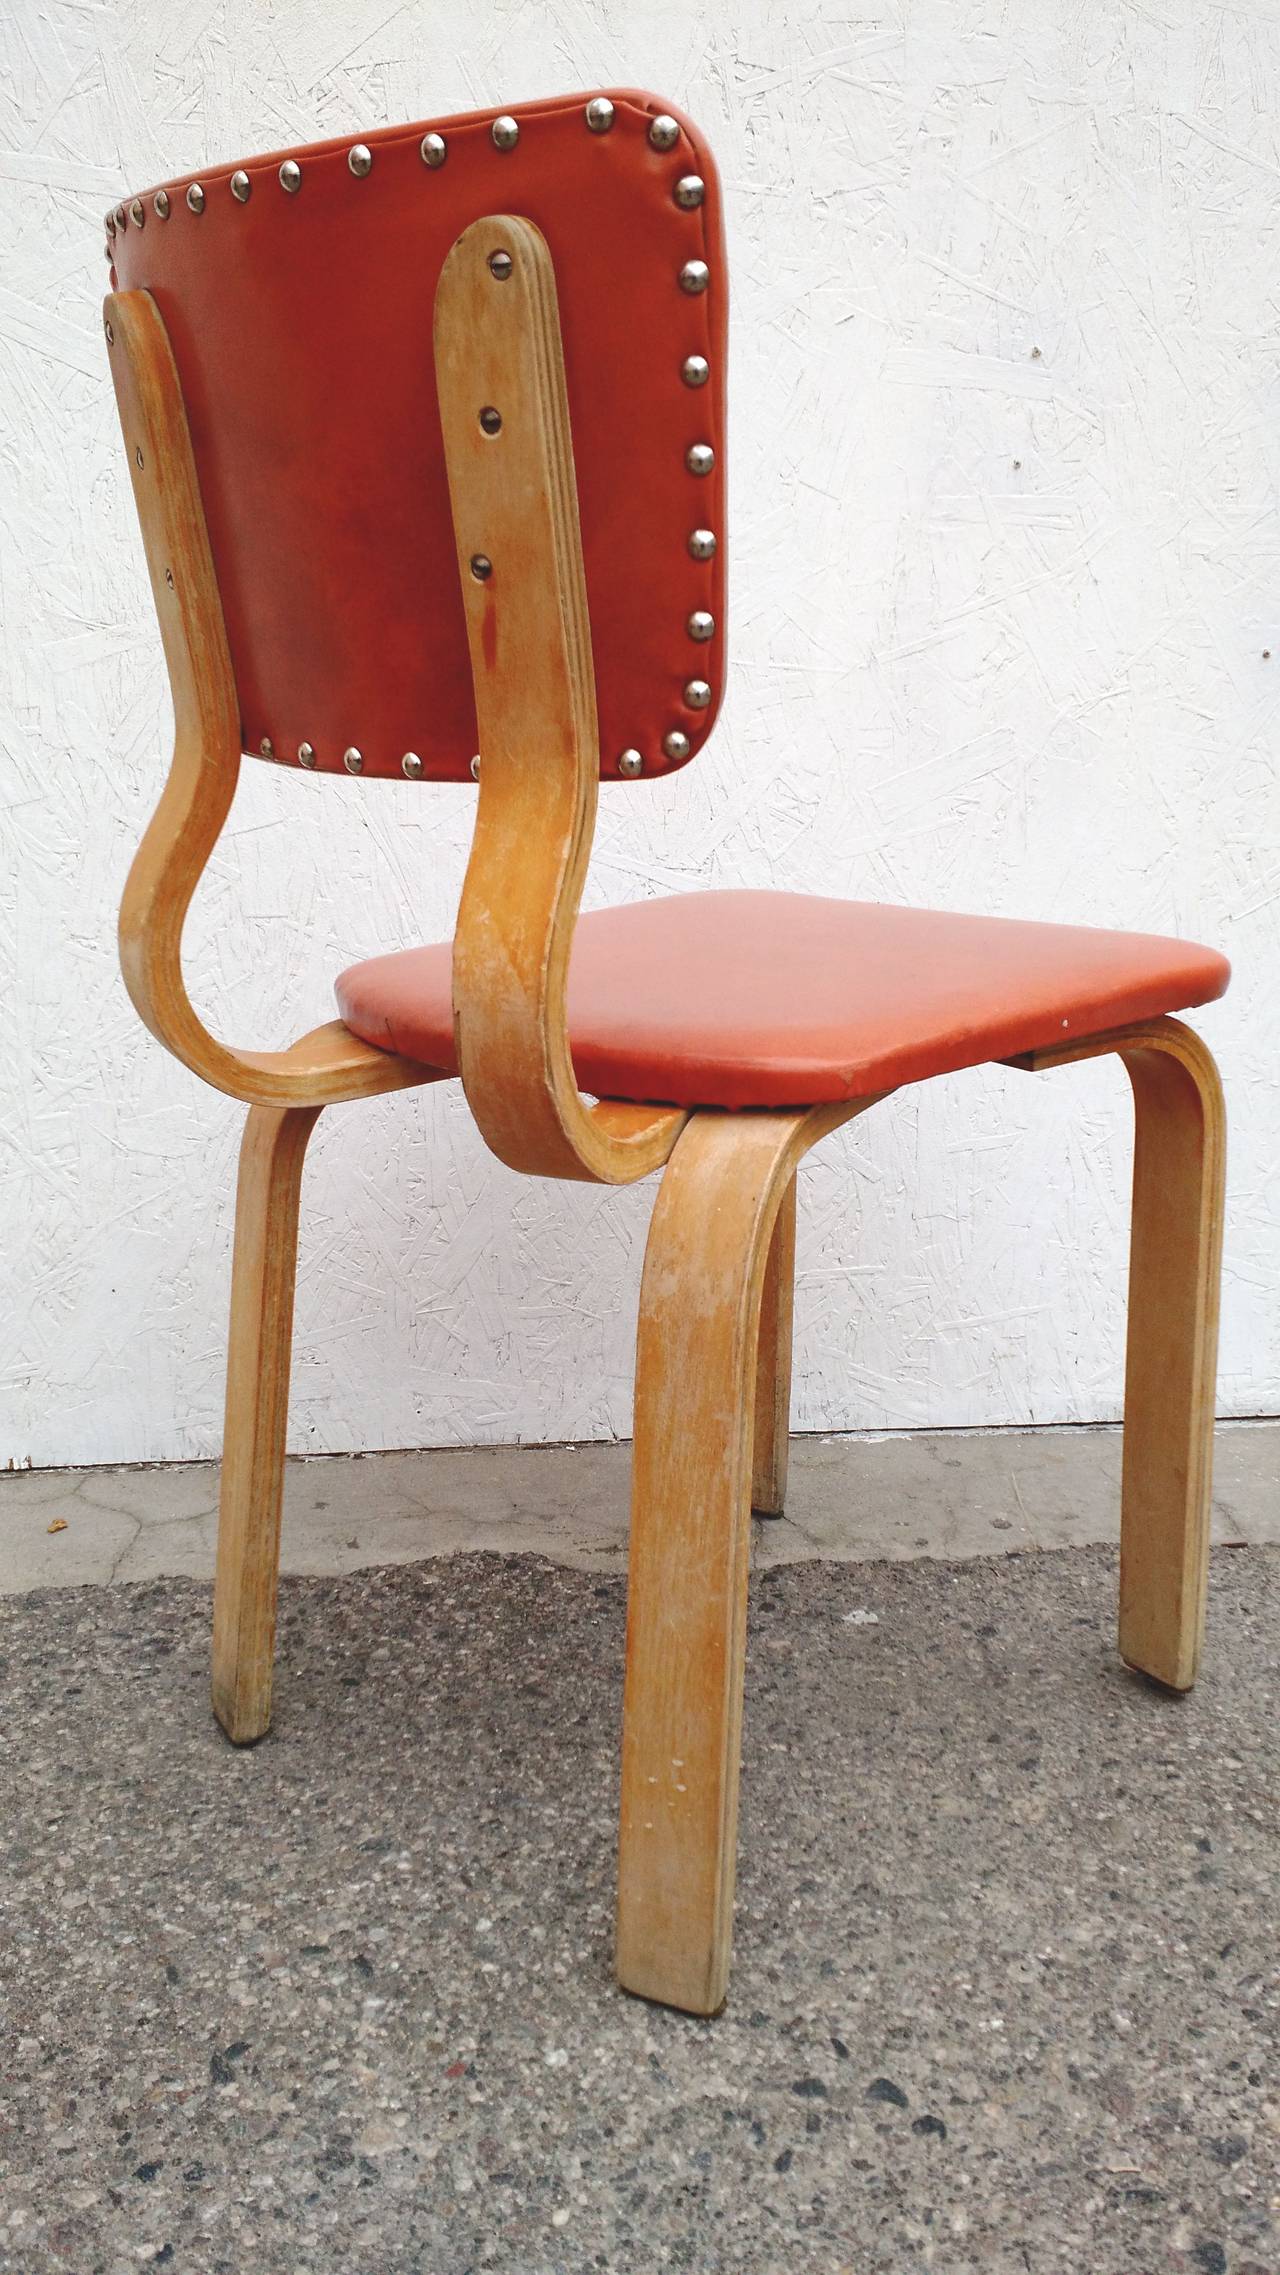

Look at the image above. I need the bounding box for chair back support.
[105,91,726,783]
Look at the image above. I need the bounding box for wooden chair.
[103,91,1229,2017]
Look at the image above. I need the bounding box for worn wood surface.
[1015,1016,1226,1690]
[434,217,685,1187]
[104,286,435,1111]
[617,1102,878,2014]
[752,1173,797,1517]
[211,1102,321,1742]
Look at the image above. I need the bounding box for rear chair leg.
[752,1174,797,1517]
[211,1103,322,1743]
[617,1110,831,2015]
[1118,1026,1226,1691]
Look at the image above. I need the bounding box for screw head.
[617,747,644,777]
[686,442,715,476]
[674,174,705,210]
[470,553,493,581]
[470,753,481,781]
[402,751,424,779]
[347,144,373,178]
[279,159,302,194]
[648,114,679,151]
[343,745,364,773]
[683,678,712,710]
[114,204,127,229]
[679,258,710,295]
[479,405,502,435]
[491,114,520,151]
[103,318,114,344]
[153,188,170,219]
[687,527,717,560]
[134,446,144,468]
[488,248,513,281]
[663,729,691,760]
[297,742,316,768]
[129,198,145,227]
[259,736,274,758]
[420,132,447,168]
[186,182,205,213]
[164,568,174,589]
[682,354,710,388]
[105,209,116,236]
[687,609,715,642]
[585,96,615,133]
[230,169,251,203]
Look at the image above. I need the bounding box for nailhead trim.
[115,96,720,779]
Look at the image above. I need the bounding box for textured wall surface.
[4,0,1277,1468]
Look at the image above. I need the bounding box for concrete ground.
[5,1421,1279,1592]
[1,1428,1277,2273]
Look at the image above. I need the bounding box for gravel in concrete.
[4,1422,1278,1592]
[1,1545,1277,2272]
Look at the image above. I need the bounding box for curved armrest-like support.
[434,218,686,1185]
[104,287,436,1111]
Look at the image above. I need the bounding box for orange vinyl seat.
[336,890,1230,1111]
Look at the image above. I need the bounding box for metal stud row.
[280,742,488,778]
[116,93,715,784]
[111,94,694,242]
[604,133,715,778]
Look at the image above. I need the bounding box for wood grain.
[1013,1016,1226,1690]
[434,217,685,1186]
[617,1101,879,2014]
[211,1102,320,1742]
[752,1172,797,1517]
[103,286,436,1111]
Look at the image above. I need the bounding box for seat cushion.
[335,891,1229,1111]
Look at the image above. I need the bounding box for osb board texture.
[2,1,1276,1469]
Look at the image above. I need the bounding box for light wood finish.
[104,287,437,1747]
[211,1103,321,1741]
[1014,1016,1226,1690]
[752,1173,797,1516]
[103,287,435,1112]
[434,218,686,1187]
[617,1102,879,2014]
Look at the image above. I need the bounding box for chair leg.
[752,1173,797,1517]
[211,1102,322,1744]
[1117,1026,1226,1691]
[617,1109,834,2014]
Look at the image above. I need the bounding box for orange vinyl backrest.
[105,90,727,784]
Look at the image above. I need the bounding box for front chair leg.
[211,1102,322,1743]
[1118,1025,1226,1691]
[617,1105,861,2014]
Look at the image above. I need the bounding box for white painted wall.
[4,0,1277,1469]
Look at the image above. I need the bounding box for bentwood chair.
[103,90,1229,2017]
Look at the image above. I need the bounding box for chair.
[103,90,1229,2018]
